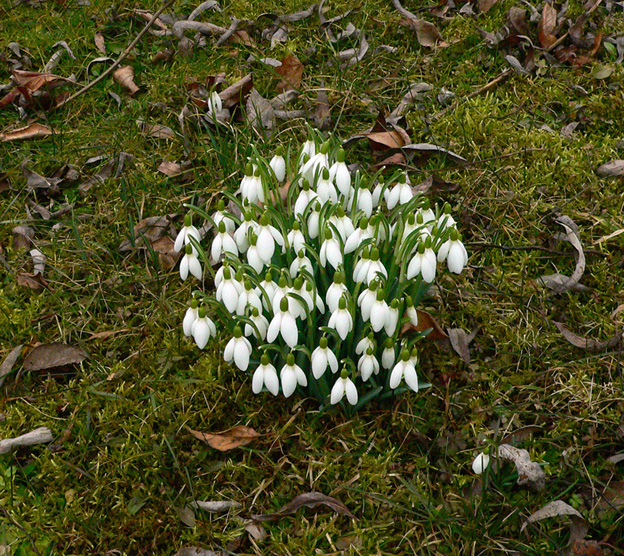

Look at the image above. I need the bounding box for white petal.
[174,229,186,253]
[382,348,396,370]
[472,452,490,474]
[280,313,298,348]
[224,337,236,362]
[357,190,373,218]
[264,366,280,396]
[233,339,251,370]
[403,363,419,392]
[222,283,239,313]
[247,247,264,273]
[180,256,189,280]
[294,365,307,386]
[311,349,328,379]
[406,254,422,280]
[252,367,265,394]
[281,367,297,398]
[189,256,202,280]
[384,309,399,336]
[327,242,343,269]
[327,349,339,374]
[183,307,198,337]
[370,301,388,333]
[330,378,345,405]
[345,379,358,405]
[267,313,282,343]
[192,319,210,349]
[437,239,451,262]
[336,311,352,340]
[211,235,223,262]
[389,362,404,389]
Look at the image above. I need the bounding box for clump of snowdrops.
[175,132,468,411]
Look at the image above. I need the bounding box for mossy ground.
[1,0,623,554]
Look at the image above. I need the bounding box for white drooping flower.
[381,338,396,370]
[385,299,400,336]
[363,248,388,285]
[298,139,316,167]
[216,266,243,313]
[355,186,374,218]
[290,249,314,278]
[436,204,456,231]
[244,307,269,340]
[180,244,202,280]
[294,180,318,217]
[311,336,339,379]
[326,271,349,313]
[327,295,353,340]
[174,214,201,253]
[191,307,217,349]
[358,348,380,382]
[300,141,329,185]
[307,202,321,239]
[329,148,351,197]
[369,290,390,333]
[355,332,376,356]
[389,349,419,391]
[242,167,265,204]
[234,211,258,253]
[306,279,325,313]
[344,217,373,254]
[316,167,338,204]
[286,221,306,253]
[207,90,222,116]
[211,221,238,263]
[418,202,436,226]
[260,271,277,311]
[406,243,437,283]
[183,299,199,337]
[280,353,308,398]
[319,228,343,270]
[472,452,490,474]
[269,146,286,182]
[267,296,298,348]
[405,296,419,327]
[252,354,280,396]
[246,232,265,274]
[211,200,236,234]
[328,205,354,243]
[330,370,358,405]
[437,229,468,274]
[236,279,262,316]
[385,173,413,210]
[357,280,380,322]
[256,214,284,264]
[223,326,253,371]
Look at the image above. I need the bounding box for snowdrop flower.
[330,369,358,405]
[357,280,380,321]
[381,338,396,370]
[211,199,236,234]
[253,353,280,396]
[436,203,456,231]
[307,202,322,239]
[326,271,348,313]
[286,221,306,253]
[260,271,277,311]
[290,249,314,278]
[319,229,343,270]
[409,347,419,367]
[329,148,351,196]
[239,162,254,199]
[358,347,379,382]
[344,217,373,254]
[389,349,419,391]
[207,90,222,116]
[356,186,374,218]
[402,212,430,245]
[406,242,437,283]
[316,168,338,204]
[280,353,308,398]
[236,279,262,315]
[243,167,265,204]
[328,295,353,340]
[437,229,468,274]
[224,326,253,371]
[363,248,388,285]
[211,221,238,263]
[472,452,490,474]
[245,307,269,341]
[305,279,325,313]
[216,266,243,313]
[267,296,298,348]
[288,276,308,320]
[385,299,400,336]
[246,232,266,274]
[385,173,413,210]
[183,299,199,337]
[234,211,258,252]
[256,213,284,264]
[369,290,390,333]
[405,296,419,327]
[191,307,217,349]
[328,205,354,243]
[311,336,339,379]
[174,214,201,253]
[372,181,385,207]
[294,180,318,217]
[269,145,286,182]
[418,199,436,226]
[353,247,371,284]
[355,332,376,356]
[271,273,290,309]
[298,139,316,167]
[180,244,202,280]
[301,141,329,185]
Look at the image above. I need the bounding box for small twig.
[433,69,511,120]
[216,17,240,47]
[56,0,175,109]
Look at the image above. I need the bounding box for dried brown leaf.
[12,225,34,251]
[312,87,331,130]
[246,88,275,136]
[251,492,356,522]
[538,3,558,48]
[275,54,304,93]
[447,328,478,365]
[94,32,106,54]
[497,444,546,491]
[17,272,49,291]
[508,7,529,35]
[219,73,253,109]
[554,322,621,351]
[0,345,23,388]
[173,548,220,556]
[367,130,407,151]
[398,143,467,165]
[568,539,609,556]
[543,216,585,293]
[113,66,139,95]
[402,18,447,47]
[118,215,177,251]
[597,160,624,177]
[23,343,88,372]
[521,500,588,543]
[401,309,449,341]
[158,160,182,176]
[0,427,53,455]
[189,425,259,451]
[411,174,459,194]
[244,521,267,541]
[190,500,241,513]
[138,121,175,139]
[478,0,499,13]
[1,123,55,142]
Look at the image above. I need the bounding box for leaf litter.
[188,425,259,451]
[251,491,356,521]
[0,427,54,455]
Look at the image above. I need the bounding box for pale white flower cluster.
[175,134,468,409]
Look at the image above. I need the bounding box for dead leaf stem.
[55,0,175,110]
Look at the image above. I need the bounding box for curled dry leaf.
[17,273,50,291]
[158,160,182,176]
[497,444,546,491]
[0,426,53,455]
[521,500,588,544]
[541,216,585,293]
[447,327,478,365]
[188,425,259,451]
[244,521,267,541]
[30,248,45,276]
[190,500,241,512]
[401,309,449,341]
[275,54,304,93]
[402,18,447,47]
[246,88,275,136]
[94,32,106,54]
[0,345,23,388]
[538,3,558,49]
[174,548,220,556]
[313,86,331,130]
[596,160,624,178]
[1,123,55,142]
[251,492,356,522]
[23,343,88,372]
[12,225,34,250]
[554,321,621,351]
[118,214,177,252]
[113,66,139,95]
[137,120,176,139]
[219,73,253,109]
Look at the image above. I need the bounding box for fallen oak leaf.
[554,321,621,351]
[1,123,55,142]
[94,32,106,54]
[521,500,588,544]
[251,492,356,522]
[447,327,478,365]
[188,425,259,451]
[23,343,88,372]
[113,65,139,95]
[275,54,303,93]
[16,272,50,291]
[401,18,448,47]
[538,3,558,49]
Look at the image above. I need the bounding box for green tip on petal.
[338,296,347,310]
[370,248,380,261]
[292,221,300,230]
[235,270,243,281]
[223,266,232,280]
[405,295,414,307]
[184,213,192,227]
[244,210,253,222]
[424,236,432,249]
[417,243,425,254]
[185,244,193,254]
[368,331,374,340]
[450,228,459,241]
[443,202,451,214]
[278,275,288,288]
[261,353,270,365]
[391,299,399,308]
[340,368,349,379]
[320,336,328,349]
[411,347,418,358]
[366,347,374,356]
[336,148,345,163]
[218,221,226,233]
[286,353,295,366]
[294,276,303,289]
[416,212,423,224]
[250,232,258,245]
[198,306,206,318]
[280,297,289,312]
[336,205,345,217]
[359,217,369,230]
[233,326,242,338]
[244,279,252,290]
[264,270,273,282]
[400,349,410,361]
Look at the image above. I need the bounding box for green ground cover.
[1,0,623,554]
